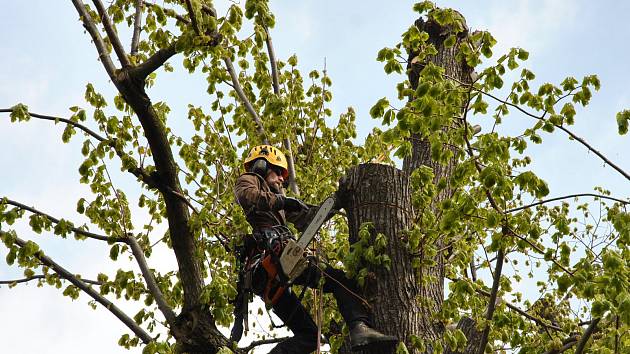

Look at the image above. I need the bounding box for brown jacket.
[234,173,316,232]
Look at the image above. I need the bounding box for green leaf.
[370,97,390,118]
[444,35,456,48]
[413,1,435,15]
[10,103,30,122]
[616,110,630,135]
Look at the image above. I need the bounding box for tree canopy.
[1,1,629,353]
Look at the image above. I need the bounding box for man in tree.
[233,145,398,353]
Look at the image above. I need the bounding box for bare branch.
[131,0,143,55]
[126,235,177,326]
[2,198,113,242]
[71,0,118,81]
[224,57,269,143]
[477,246,505,354]
[0,274,102,286]
[0,108,106,141]
[574,317,600,354]
[506,193,629,213]
[264,25,299,194]
[92,0,131,67]
[12,236,152,343]
[240,337,290,352]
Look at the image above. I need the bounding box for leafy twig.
[0,108,105,141]
[506,193,629,213]
[2,198,113,242]
[126,234,177,327]
[0,274,102,286]
[12,235,152,343]
[223,57,269,143]
[447,74,630,182]
[476,246,506,354]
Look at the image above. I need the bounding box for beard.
[268,181,282,194]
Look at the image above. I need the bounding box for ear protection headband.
[251,159,268,177]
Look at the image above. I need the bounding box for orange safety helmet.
[243,145,289,178]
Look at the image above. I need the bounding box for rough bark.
[339,164,438,354]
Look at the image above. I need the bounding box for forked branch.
[92,0,131,67]
[71,0,118,81]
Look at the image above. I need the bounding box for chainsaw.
[279,196,336,282]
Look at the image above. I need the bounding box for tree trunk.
[337,13,476,354]
[339,163,441,354]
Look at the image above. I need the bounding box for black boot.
[349,322,398,352]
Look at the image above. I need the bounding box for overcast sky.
[1,1,629,353]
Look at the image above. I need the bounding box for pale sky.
[1,1,629,353]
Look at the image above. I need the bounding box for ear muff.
[251,158,268,177]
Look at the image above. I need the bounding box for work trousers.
[266,265,369,354]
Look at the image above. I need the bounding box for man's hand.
[275,195,309,212]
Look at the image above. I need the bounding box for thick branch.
[0,108,105,141]
[506,193,629,213]
[574,317,600,354]
[224,57,269,143]
[183,0,201,34]
[264,25,299,194]
[3,198,113,242]
[130,44,178,80]
[0,274,101,286]
[126,235,177,326]
[131,0,143,55]
[92,0,131,67]
[71,0,118,81]
[12,236,152,343]
[477,247,505,354]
